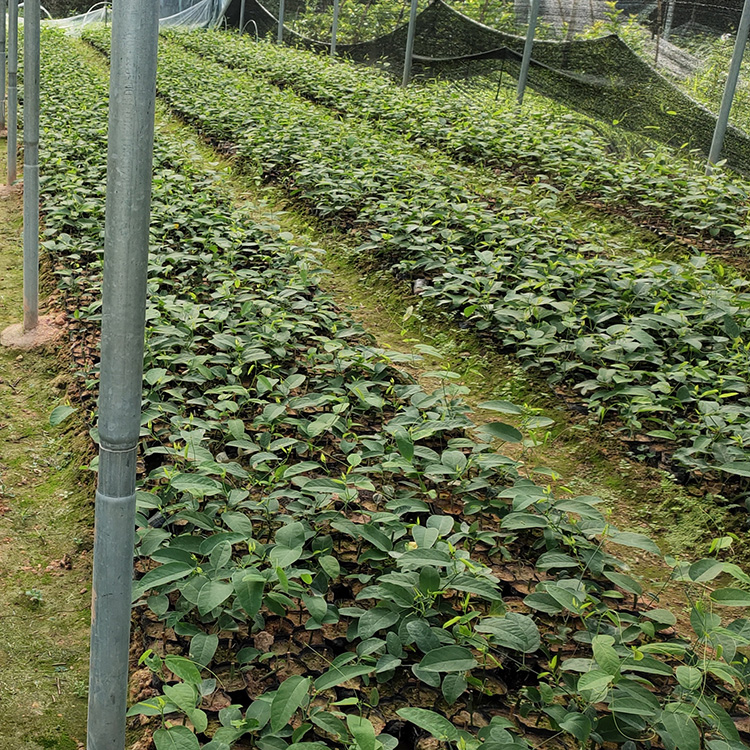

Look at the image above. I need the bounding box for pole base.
[1,315,63,350]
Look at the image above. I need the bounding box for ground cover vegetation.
[83,27,750,495]
[33,24,750,750]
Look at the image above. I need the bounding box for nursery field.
[20,24,750,750]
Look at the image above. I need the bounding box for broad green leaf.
[559,713,591,743]
[49,405,76,426]
[311,711,348,738]
[419,646,477,673]
[675,665,703,691]
[270,675,310,732]
[314,663,373,691]
[357,607,400,639]
[153,726,200,750]
[477,400,523,415]
[134,562,193,595]
[710,588,750,607]
[397,708,458,742]
[195,580,233,616]
[577,670,613,703]
[233,570,265,618]
[189,632,219,668]
[660,711,700,750]
[170,473,223,496]
[478,422,523,443]
[442,674,467,705]
[592,635,620,677]
[347,714,376,750]
[475,613,540,653]
[163,656,202,686]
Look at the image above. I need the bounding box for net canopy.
[47,0,233,32]
[221,0,750,172]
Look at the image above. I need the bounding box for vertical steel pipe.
[0,0,6,132]
[331,0,340,56]
[239,0,246,32]
[85,1,159,748]
[23,0,39,333]
[7,0,16,184]
[516,0,540,105]
[277,0,284,42]
[402,0,418,87]
[707,0,750,174]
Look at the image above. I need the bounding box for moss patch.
[0,157,92,748]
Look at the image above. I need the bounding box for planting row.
[173,30,750,250]
[86,28,750,485]
[39,29,750,750]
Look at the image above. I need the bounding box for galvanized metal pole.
[7,0,16,185]
[23,0,39,333]
[0,0,6,132]
[331,0,340,56]
[516,0,540,105]
[86,1,159,748]
[277,0,284,42]
[239,0,246,32]
[402,0,418,87]
[707,0,750,174]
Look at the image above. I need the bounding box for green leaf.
[717,461,750,477]
[270,675,310,732]
[675,665,703,691]
[134,562,193,595]
[319,555,340,579]
[357,607,400,639]
[660,711,700,750]
[347,714,376,750]
[477,422,523,443]
[195,579,233,616]
[314,664,374,691]
[312,712,347,738]
[559,713,591,743]
[153,726,200,750]
[577,670,613,703]
[419,646,477,673]
[710,588,750,607]
[475,613,540,653]
[592,635,620,676]
[233,570,265,618]
[189,632,219,667]
[501,512,549,530]
[170,473,223,496]
[477,400,523,415]
[441,674,467,705]
[49,405,76,426]
[397,708,458,742]
[603,571,643,596]
[163,656,202,686]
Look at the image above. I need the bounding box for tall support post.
[516,0,540,105]
[277,0,284,42]
[707,0,750,174]
[239,0,246,32]
[7,0,17,185]
[402,0,418,87]
[663,0,675,41]
[331,0,340,56]
[23,0,40,333]
[0,0,6,132]
[85,1,159,748]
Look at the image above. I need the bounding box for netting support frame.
[516,0,540,105]
[707,0,750,173]
[402,0,419,86]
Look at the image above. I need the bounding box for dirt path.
[0,159,91,748]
